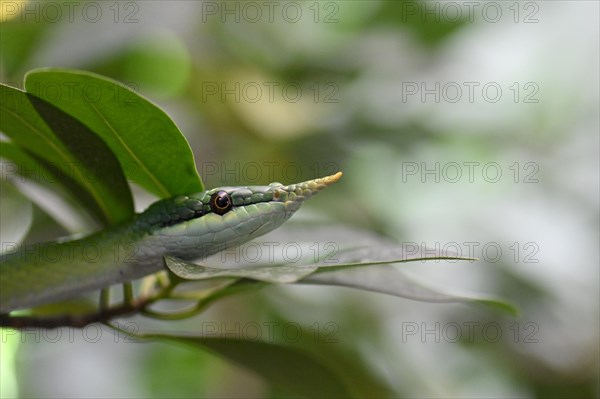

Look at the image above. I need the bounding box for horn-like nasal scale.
[267,171,342,217]
[282,171,342,199]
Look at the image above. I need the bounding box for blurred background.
[1,0,598,398]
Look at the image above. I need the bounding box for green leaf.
[166,229,516,315]
[165,256,318,284]
[144,335,353,398]
[166,243,474,284]
[262,313,397,398]
[0,83,133,226]
[313,243,477,267]
[303,267,517,316]
[24,68,204,197]
[1,141,55,183]
[297,244,517,315]
[0,182,33,251]
[1,141,98,232]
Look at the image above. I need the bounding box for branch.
[0,296,153,329]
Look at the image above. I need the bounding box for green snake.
[0,172,342,313]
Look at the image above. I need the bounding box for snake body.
[0,173,342,313]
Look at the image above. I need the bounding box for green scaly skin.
[0,172,342,313]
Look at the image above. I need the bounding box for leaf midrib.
[88,102,170,198]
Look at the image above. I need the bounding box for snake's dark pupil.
[211,191,232,215]
[216,195,229,208]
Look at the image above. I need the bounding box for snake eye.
[210,191,233,215]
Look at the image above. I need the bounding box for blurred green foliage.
[1,0,598,398]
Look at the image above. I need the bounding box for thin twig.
[0,296,152,329]
[0,276,174,329]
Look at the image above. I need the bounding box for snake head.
[145,172,343,260]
